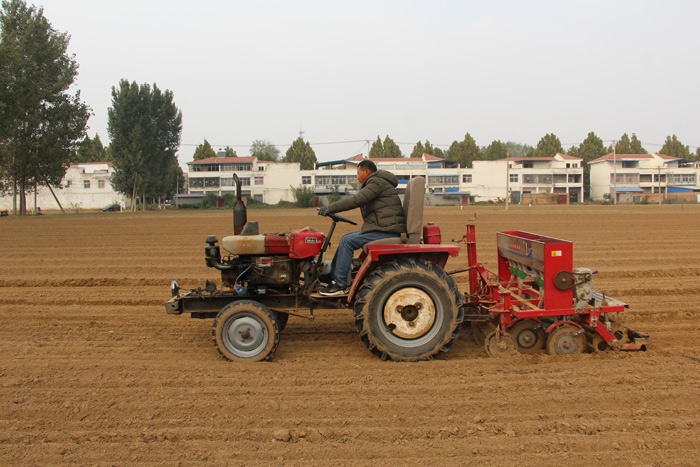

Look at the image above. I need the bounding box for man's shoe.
[318,282,348,297]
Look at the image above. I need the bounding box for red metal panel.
[264,234,290,255]
[496,230,573,310]
[288,229,324,259]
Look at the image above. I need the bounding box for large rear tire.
[353,258,463,361]
[212,300,280,362]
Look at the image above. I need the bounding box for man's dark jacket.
[328,170,406,234]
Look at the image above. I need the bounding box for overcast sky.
[39,0,699,166]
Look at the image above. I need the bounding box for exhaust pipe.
[232,173,247,235]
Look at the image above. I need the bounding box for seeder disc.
[508,319,546,354]
[484,330,518,358]
[546,324,586,356]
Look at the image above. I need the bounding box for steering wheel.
[318,209,358,226]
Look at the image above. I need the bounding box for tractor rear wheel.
[353,258,462,361]
[212,300,280,362]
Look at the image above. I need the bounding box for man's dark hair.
[358,160,377,173]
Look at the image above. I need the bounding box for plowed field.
[2,205,700,466]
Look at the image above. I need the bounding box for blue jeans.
[330,230,400,288]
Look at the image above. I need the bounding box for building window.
[189,178,203,188]
[240,177,250,186]
[668,173,696,184]
[83,180,90,189]
[302,176,312,185]
[98,180,105,189]
[609,173,640,184]
[622,161,638,169]
[428,175,458,185]
[258,166,265,171]
[205,177,220,188]
[523,162,534,169]
[254,176,264,185]
[216,163,251,172]
[462,174,472,183]
[65,180,72,188]
[509,174,519,183]
[523,174,553,184]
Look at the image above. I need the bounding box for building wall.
[0,163,128,211]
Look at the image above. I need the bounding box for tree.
[482,140,508,160]
[410,140,436,158]
[0,0,91,214]
[629,134,647,154]
[108,80,183,211]
[250,139,280,162]
[571,131,607,200]
[282,137,316,169]
[76,133,108,162]
[503,141,532,158]
[369,135,402,158]
[221,146,237,157]
[527,133,563,158]
[659,134,689,159]
[614,133,631,154]
[445,133,480,167]
[192,138,216,160]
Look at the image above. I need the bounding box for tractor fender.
[348,245,459,302]
[545,320,582,334]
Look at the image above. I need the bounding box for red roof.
[589,153,655,163]
[189,156,257,164]
[422,153,445,161]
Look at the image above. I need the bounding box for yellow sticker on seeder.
[551,250,562,257]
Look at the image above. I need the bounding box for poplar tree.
[107,80,182,210]
[0,0,90,214]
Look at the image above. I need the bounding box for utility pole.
[505,152,510,211]
[658,166,662,206]
[612,146,617,205]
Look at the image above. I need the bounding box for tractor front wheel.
[212,300,280,362]
[354,258,462,361]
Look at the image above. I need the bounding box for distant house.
[0,162,127,211]
[588,153,700,202]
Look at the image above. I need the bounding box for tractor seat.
[362,176,425,253]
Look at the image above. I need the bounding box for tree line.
[2,0,699,214]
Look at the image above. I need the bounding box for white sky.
[38,0,700,167]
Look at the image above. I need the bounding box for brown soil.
[1,205,700,466]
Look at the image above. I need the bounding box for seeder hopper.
[455,224,650,357]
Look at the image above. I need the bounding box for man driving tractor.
[317,160,406,296]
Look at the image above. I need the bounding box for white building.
[186,152,585,204]
[0,162,127,212]
[589,153,700,202]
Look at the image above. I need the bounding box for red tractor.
[165,176,648,361]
